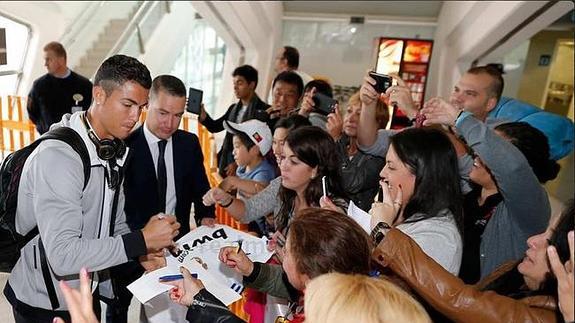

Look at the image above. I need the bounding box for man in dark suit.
[199,65,270,178]
[106,75,215,322]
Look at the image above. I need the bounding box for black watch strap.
[370,222,391,245]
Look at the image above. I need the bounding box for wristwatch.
[370,222,391,245]
[218,196,234,208]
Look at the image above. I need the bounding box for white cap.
[224,119,272,155]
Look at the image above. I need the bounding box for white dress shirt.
[143,123,177,215]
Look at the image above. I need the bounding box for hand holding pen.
[160,266,203,307]
[218,241,254,276]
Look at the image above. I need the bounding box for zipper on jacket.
[192,299,230,311]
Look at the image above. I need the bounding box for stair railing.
[107,1,171,57]
[60,1,106,49]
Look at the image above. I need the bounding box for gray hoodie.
[5,112,147,312]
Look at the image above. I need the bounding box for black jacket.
[123,126,215,236]
[338,135,385,211]
[27,71,92,134]
[185,289,245,323]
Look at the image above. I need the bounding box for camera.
[312,92,338,116]
[368,71,393,94]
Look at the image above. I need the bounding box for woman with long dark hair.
[370,127,463,274]
[203,126,348,237]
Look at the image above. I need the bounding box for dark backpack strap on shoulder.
[41,127,91,189]
[34,127,91,310]
[38,237,60,309]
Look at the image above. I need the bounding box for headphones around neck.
[81,112,126,160]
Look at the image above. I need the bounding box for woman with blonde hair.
[305,273,431,323]
[325,91,388,211]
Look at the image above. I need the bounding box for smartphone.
[312,92,338,116]
[377,187,383,202]
[368,71,393,94]
[186,88,203,115]
[321,175,328,198]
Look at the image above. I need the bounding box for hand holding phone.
[312,93,338,116]
[368,71,393,94]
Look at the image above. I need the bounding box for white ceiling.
[283,1,443,18]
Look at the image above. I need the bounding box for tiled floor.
[0,273,141,323]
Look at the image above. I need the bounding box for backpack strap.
[35,127,91,310]
[38,237,59,309]
[40,127,91,189]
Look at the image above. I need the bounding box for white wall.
[281,18,436,88]
[139,1,196,76]
[0,1,65,95]
[0,1,138,95]
[429,1,574,100]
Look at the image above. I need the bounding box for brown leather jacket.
[373,228,558,323]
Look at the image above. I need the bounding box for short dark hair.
[283,46,300,69]
[390,128,463,233]
[232,65,258,87]
[94,55,152,95]
[495,122,560,183]
[466,65,504,102]
[44,41,66,60]
[151,75,186,98]
[272,71,304,100]
[274,114,311,132]
[289,208,371,278]
[304,79,332,98]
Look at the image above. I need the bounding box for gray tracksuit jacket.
[5,112,147,313]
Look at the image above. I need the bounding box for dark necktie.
[157,140,167,213]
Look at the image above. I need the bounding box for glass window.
[170,19,226,116]
[0,14,31,95]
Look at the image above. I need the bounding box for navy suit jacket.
[123,126,215,239]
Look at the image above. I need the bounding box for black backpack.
[0,127,91,272]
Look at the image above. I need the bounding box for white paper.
[127,267,174,304]
[347,200,371,233]
[128,224,273,306]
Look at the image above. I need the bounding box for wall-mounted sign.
[538,54,551,66]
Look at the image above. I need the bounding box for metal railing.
[107,1,171,57]
[60,1,106,49]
